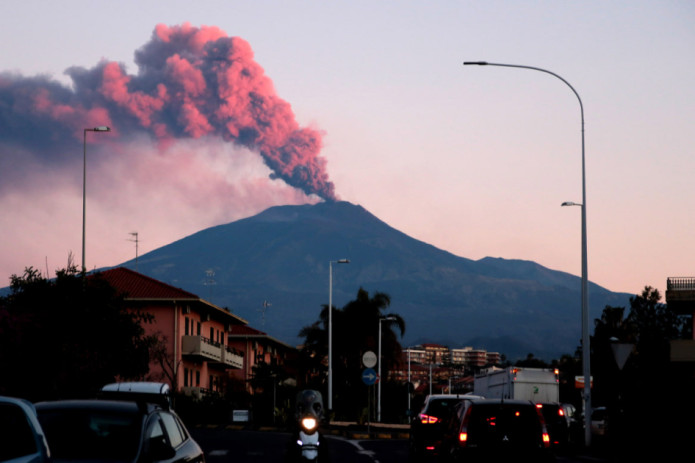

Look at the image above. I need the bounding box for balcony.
[221,346,243,369]
[666,277,695,315]
[181,335,223,362]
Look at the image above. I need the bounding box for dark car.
[0,396,51,462]
[440,398,554,462]
[536,402,579,448]
[33,382,205,463]
[409,394,482,461]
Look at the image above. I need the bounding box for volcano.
[116,201,629,360]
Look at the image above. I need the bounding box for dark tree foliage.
[0,266,157,401]
[590,286,688,455]
[298,287,405,421]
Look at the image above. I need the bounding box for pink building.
[98,267,247,397]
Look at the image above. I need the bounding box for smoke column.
[0,23,336,201]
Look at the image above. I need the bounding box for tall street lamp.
[328,258,349,414]
[378,315,396,422]
[463,61,591,446]
[82,126,111,273]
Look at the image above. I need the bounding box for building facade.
[99,268,247,397]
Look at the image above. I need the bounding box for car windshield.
[37,407,141,461]
[424,399,460,418]
[467,404,543,447]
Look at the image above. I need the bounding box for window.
[0,402,38,460]
[197,322,201,336]
[160,413,184,448]
[184,317,189,335]
[195,371,200,387]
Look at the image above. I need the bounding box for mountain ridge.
[115,201,629,360]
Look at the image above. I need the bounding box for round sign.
[362,350,377,368]
[362,368,378,385]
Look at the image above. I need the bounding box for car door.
[0,397,50,463]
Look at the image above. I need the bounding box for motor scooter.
[287,389,330,462]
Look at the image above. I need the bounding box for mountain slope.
[118,201,630,360]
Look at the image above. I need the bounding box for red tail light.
[542,431,551,448]
[419,414,439,424]
[458,431,468,443]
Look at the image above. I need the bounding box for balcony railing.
[181,335,223,362]
[667,277,695,291]
[181,335,244,369]
[222,346,244,369]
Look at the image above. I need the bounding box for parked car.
[21,382,205,463]
[409,394,482,461]
[440,398,554,462]
[0,396,51,463]
[535,402,579,448]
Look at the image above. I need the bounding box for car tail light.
[542,431,551,448]
[457,406,473,447]
[419,414,439,424]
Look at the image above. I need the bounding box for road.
[190,427,597,463]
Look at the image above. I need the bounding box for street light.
[464,61,591,446]
[328,258,349,414]
[378,315,396,422]
[82,126,111,273]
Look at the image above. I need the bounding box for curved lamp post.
[463,61,591,446]
[82,126,111,273]
[328,258,349,414]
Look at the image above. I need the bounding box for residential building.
[227,324,298,394]
[98,267,247,398]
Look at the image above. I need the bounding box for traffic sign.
[362,368,378,385]
[362,351,377,368]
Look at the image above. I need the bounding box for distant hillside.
[114,201,629,360]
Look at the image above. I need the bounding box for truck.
[473,367,559,402]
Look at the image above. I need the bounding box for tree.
[298,287,405,421]
[590,286,687,454]
[0,266,157,401]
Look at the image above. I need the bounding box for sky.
[1,1,693,300]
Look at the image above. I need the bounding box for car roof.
[35,399,157,414]
[425,394,483,401]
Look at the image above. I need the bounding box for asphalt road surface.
[190,427,408,463]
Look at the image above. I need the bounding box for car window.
[424,399,460,417]
[159,412,185,448]
[37,407,141,460]
[0,402,38,461]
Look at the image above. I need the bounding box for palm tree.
[298,287,406,421]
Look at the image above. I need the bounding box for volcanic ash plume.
[0,23,336,201]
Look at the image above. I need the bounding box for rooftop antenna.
[259,300,272,325]
[204,269,216,301]
[127,232,139,271]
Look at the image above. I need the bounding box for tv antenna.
[127,232,139,271]
[204,269,216,300]
[259,300,272,325]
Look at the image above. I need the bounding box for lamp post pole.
[463,61,591,446]
[328,258,349,415]
[82,126,111,273]
[378,316,396,422]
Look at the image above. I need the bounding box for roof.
[228,324,296,351]
[96,267,199,300]
[95,267,248,324]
